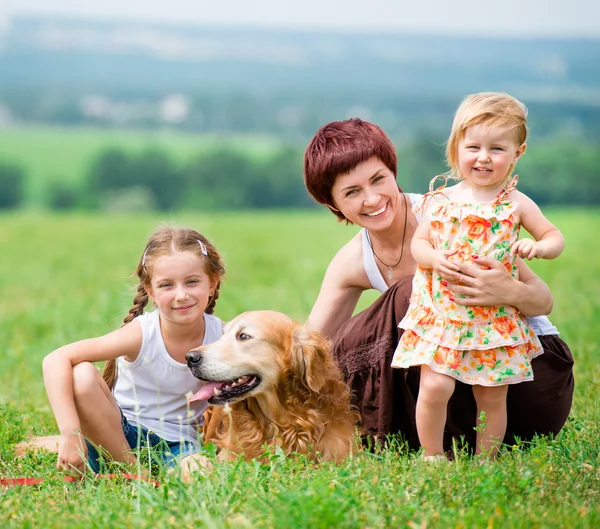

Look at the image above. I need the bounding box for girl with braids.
[42,226,225,473]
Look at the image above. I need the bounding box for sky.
[3,0,600,38]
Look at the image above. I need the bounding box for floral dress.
[391,176,543,386]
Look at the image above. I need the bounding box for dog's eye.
[237,332,251,341]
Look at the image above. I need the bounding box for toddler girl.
[392,92,564,459]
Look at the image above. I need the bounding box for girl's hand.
[57,432,87,473]
[431,249,460,281]
[511,238,541,260]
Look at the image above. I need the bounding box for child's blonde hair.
[446,92,528,179]
[102,226,225,389]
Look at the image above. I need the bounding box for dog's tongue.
[189,382,223,403]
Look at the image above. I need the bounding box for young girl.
[42,226,225,473]
[391,92,565,459]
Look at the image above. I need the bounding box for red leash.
[0,473,160,487]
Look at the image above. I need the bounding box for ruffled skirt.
[391,304,544,386]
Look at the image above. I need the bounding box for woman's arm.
[306,243,366,339]
[448,257,553,317]
[42,322,143,470]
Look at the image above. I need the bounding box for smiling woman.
[303,117,574,453]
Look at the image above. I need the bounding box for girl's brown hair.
[102,226,225,389]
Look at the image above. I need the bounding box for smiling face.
[146,251,217,326]
[457,124,526,192]
[330,156,400,229]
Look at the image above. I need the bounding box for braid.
[123,284,149,325]
[101,283,149,390]
[205,280,221,315]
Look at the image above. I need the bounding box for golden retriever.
[186,310,359,463]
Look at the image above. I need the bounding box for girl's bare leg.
[472,384,509,458]
[15,436,61,457]
[17,364,134,468]
[416,365,456,457]
[71,362,136,465]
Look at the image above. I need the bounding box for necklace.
[366,192,408,282]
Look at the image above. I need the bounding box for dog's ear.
[291,326,330,393]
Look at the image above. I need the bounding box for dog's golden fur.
[188,310,359,462]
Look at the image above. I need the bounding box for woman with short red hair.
[303,117,574,452]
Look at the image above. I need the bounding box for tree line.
[1,138,599,210]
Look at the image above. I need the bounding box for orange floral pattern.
[391,176,543,386]
[466,217,493,244]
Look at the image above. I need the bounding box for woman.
[303,118,574,451]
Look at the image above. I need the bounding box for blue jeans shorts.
[86,409,201,473]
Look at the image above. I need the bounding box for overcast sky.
[3,0,600,37]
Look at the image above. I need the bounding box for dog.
[186,310,359,463]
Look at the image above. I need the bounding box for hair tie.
[198,240,208,256]
[141,246,150,266]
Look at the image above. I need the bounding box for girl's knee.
[72,362,103,398]
[419,367,455,402]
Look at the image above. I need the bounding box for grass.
[1,208,599,528]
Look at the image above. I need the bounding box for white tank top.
[361,193,558,336]
[113,310,223,444]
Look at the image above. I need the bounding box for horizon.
[3,13,600,42]
[3,0,600,39]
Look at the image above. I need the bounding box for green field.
[1,209,599,527]
[0,126,283,205]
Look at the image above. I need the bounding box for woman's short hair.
[304,118,397,221]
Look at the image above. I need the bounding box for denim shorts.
[86,409,201,473]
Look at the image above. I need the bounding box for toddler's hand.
[431,249,460,280]
[511,238,541,260]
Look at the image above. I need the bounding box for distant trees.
[84,146,314,211]
[397,134,447,194]
[2,137,599,211]
[87,148,185,210]
[184,149,260,209]
[517,139,600,206]
[0,163,25,208]
[47,181,79,210]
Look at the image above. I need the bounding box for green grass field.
[1,209,599,528]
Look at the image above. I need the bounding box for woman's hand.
[446,256,519,307]
[445,255,553,317]
[57,432,87,473]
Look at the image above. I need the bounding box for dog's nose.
[185,351,203,366]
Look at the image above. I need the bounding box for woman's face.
[330,156,400,229]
